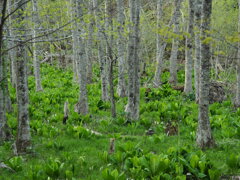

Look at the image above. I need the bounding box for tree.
[0,0,11,142]
[15,0,31,153]
[196,0,215,149]
[116,0,127,97]
[74,0,89,115]
[169,0,182,85]
[194,0,202,102]
[184,0,194,94]
[153,0,163,87]
[236,0,240,107]
[32,0,43,92]
[93,0,109,101]
[125,0,140,121]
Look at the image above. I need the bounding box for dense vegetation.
[1,0,240,179]
[0,65,239,179]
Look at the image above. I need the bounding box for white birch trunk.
[93,0,109,101]
[196,0,215,149]
[153,0,163,87]
[116,0,127,97]
[169,0,182,85]
[32,0,43,92]
[184,0,194,94]
[236,0,240,107]
[194,0,202,102]
[126,0,140,121]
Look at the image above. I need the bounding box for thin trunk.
[93,0,109,101]
[75,0,89,115]
[194,0,202,102]
[116,0,127,97]
[105,0,116,118]
[32,0,43,92]
[0,0,11,142]
[184,0,194,94]
[236,0,240,107]
[196,0,215,149]
[153,0,163,87]
[169,0,182,85]
[126,0,140,121]
[86,0,94,84]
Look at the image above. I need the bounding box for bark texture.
[184,0,194,94]
[169,0,182,85]
[126,0,140,121]
[116,0,127,97]
[196,0,215,149]
[32,0,43,92]
[93,0,109,101]
[75,0,89,115]
[194,0,202,102]
[153,0,163,87]
[236,0,240,107]
[0,0,11,142]
[15,0,31,154]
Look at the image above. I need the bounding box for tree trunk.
[194,0,202,102]
[153,0,163,87]
[0,0,11,142]
[32,0,43,92]
[105,0,116,118]
[126,0,140,121]
[169,0,182,85]
[93,0,109,101]
[116,0,127,97]
[236,0,240,107]
[196,0,215,149]
[86,0,94,84]
[184,0,194,94]
[74,0,89,115]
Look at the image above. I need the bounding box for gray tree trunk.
[105,0,116,118]
[93,0,109,101]
[86,0,94,84]
[169,0,182,85]
[32,0,43,92]
[0,0,11,142]
[196,0,215,149]
[116,0,127,97]
[153,0,163,87]
[194,0,202,102]
[75,0,89,115]
[236,0,240,107]
[184,0,194,94]
[15,0,31,154]
[125,0,140,121]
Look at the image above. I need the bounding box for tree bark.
[194,0,202,102]
[93,0,109,101]
[126,0,140,121]
[169,0,182,85]
[75,0,89,115]
[116,0,127,97]
[86,0,94,84]
[196,0,215,149]
[184,0,194,94]
[0,0,11,142]
[236,0,240,107]
[153,0,163,87]
[32,0,43,92]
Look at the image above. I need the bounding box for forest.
[0,0,240,179]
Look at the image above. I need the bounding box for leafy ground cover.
[0,64,240,179]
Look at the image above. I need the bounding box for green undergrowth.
[0,64,240,179]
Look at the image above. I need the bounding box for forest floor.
[0,64,240,179]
